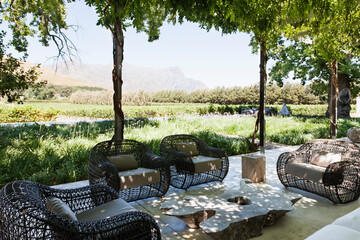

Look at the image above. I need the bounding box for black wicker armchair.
[0,180,161,239]
[88,139,170,202]
[277,139,360,204]
[159,134,229,189]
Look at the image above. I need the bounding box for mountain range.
[37,62,207,92]
[21,62,101,88]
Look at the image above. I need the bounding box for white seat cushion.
[310,151,342,167]
[76,198,136,222]
[305,224,360,240]
[333,207,360,232]
[285,162,326,183]
[192,155,221,173]
[118,167,160,189]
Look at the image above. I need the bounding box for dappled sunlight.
[162,178,301,236]
[159,147,306,238]
[54,146,360,239]
[293,197,319,209]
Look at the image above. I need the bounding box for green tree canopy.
[0,0,76,102]
[269,41,360,98]
[0,31,43,102]
[1,0,76,60]
[283,0,360,136]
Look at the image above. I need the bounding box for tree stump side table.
[242,154,266,183]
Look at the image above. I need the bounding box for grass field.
[1,102,357,123]
[1,102,359,187]
[1,113,359,187]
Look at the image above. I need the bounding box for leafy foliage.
[1,0,76,60]
[152,83,323,105]
[284,0,360,63]
[0,0,77,103]
[0,32,44,102]
[24,84,105,100]
[0,105,58,122]
[70,90,112,105]
[268,41,360,98]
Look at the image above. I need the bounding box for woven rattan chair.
[88,139,170,202]
[0,180,161,239]
[159,134,229,189]
[277,139,360,204]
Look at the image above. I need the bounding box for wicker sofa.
[0,181,161,239]
[160,134,229,189]
[88,139,170,202]
[277,139,360,204]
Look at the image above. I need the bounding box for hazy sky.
[23,1,266,89]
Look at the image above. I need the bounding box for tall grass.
[1,115,359,187]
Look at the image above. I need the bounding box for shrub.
[194,131,252,156]
[70,90,113,105]
[151,83,324,105]
[24,85,106,101]
[0,105,58,122]
[123,90,152,105]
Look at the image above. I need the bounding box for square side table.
[242,154,266,183]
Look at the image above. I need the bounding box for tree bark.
[112,21,125,140]
[329,59,338,138]
[259,42,267,150]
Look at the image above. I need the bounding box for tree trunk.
[112,21,125,140]
[259,42,267,151]
[329,59,338,138]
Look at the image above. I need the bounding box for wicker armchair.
[277,139,360,204]
[0,181,161,239]
[88,139,170,202]
[159,134,229,189]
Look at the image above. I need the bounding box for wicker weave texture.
[277,139,360,204]
[0,181,161,239]
[159,134,229,189]
[88,139,170,202]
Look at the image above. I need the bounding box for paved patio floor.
[54,146,360,240]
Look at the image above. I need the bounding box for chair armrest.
[324,161,360,186]
[277,151,296,168]
[167,149,195,172]
[54,211,161,239]
[49,184,119,214]
[277,151,300,184]
[200,145,227,158]
[89,155,120,192]
[142,152,170,170]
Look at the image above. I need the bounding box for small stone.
[241,178,253,185]
[347,127,360,143]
